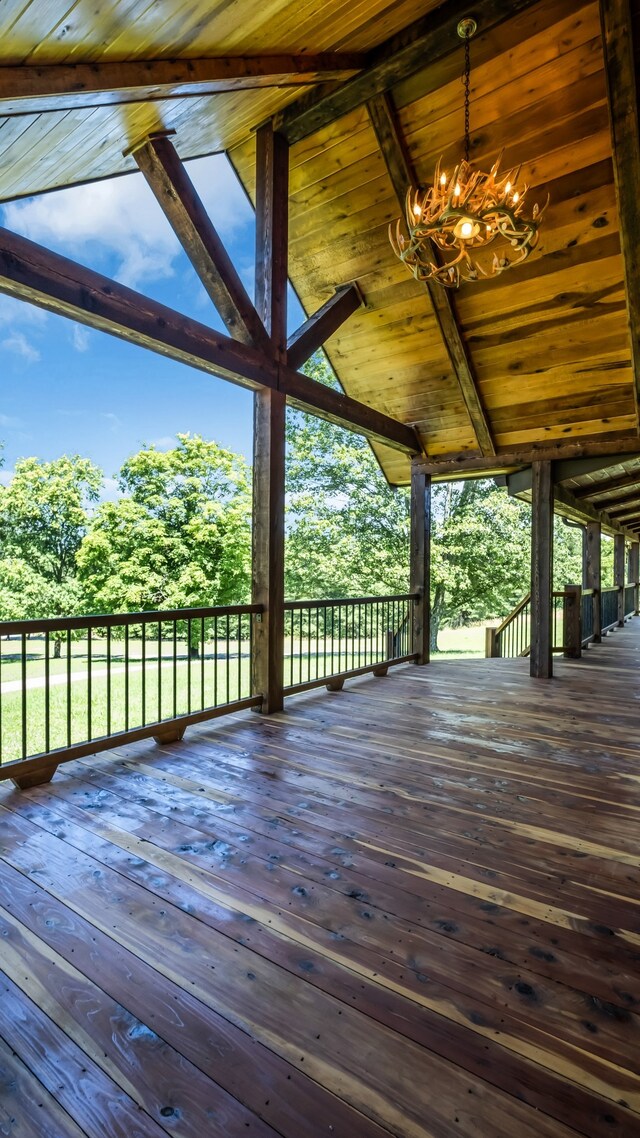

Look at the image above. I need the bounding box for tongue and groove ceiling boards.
[0,0,638,485]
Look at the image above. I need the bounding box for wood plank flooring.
[2,623,640,1137]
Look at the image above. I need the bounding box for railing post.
[410,461,431,665]
[614,533,626,628]
[485,626,499,657]
[530,461,554,679]
[584,521,601,642]
[630,541,640,615]
[562,584,582,658]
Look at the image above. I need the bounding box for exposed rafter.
[414,436,640,477]
[367,92,495,458]
[287,285,363,372]
[274,0,539,145]
[0,226,418,454]
[0,54,366,116]
[600,0,640,423]
[573,470,640,499]
[131,132,271,351]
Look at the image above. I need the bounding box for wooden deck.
[2,625,640,1138]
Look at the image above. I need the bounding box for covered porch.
[1,626,639,1138]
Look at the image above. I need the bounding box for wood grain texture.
[3,629,640,1135]
[530,461,554,678]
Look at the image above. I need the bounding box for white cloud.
[2,331,40,363]
[0,414,23,429]
[0,294,47,328]
[101,412,122,431]
[2,154,254,291]
[149,435,176,451]
[0,469,13,486]
[71,324,90,352]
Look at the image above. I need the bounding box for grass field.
[0,624,488,765]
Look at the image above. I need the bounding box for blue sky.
[0,155,304,496]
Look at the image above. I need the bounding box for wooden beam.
[287,285,363,372]
[585,522,602,641]
[251,389,286,714]
[0,226,418,453]
[414,435,640,477]
[0,55,366,115]
[606,497,640,516]
[410,462,431,665]
[132,132,271,351]
[600,0,640,420]
[367,93,495,458]
[552,481,638,541]
[579,482,640,508]
[274,0,539,145]
[530,461,554,679]
[255,122,288,360]
[573,470,640,499]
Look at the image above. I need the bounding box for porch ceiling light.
[389,17,548,288]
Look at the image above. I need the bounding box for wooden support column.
[255,122,288,359]
[410,461,431,665]
[614,533,626,626]
[530,461,554,679]
[585,521,602,642]
[252,388,286,713]
[630,541,640,613]
[252,121,288,713]
[563,585,582,659]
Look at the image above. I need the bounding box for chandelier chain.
[463,34,471,164]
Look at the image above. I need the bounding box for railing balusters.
[1,598,416,774]
[45,631,50,755]
[87,626,93,741]
[107,626,112,736]
[67,629,72,746]
[157,620,162,723]
[141,621,146,726]
[125,623,130,732]
[21,633,27,760]
[202,617,207,712]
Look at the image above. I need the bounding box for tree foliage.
[77,434,251,617]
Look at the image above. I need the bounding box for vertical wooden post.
[614,533,626,627]
[255,121,288,360]
[624,541,633,614]
[485,627,499,658]
[530,461,554,678]
[410,462,431,664]
[563,584,582,658]
[252,389,286,713]
[585,521,601,642]
[252,120,288,713]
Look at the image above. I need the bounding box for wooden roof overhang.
[0,0,639,485]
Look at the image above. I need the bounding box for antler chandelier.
[389,17,548,288]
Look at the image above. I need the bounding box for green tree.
[78,434,251,653]
[0,454,102,654]
[285,354,539,649]
[431,480,531,643]
[286,367,409,598]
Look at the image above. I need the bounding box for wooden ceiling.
[0,0,638,486]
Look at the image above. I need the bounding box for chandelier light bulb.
[512,191,519,203]
[505,181,511,193]
[454,183,461,196]
[440,173,447,185]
